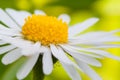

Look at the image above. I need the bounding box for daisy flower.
[0,8,120,80]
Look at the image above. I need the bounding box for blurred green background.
[0,0,120,80]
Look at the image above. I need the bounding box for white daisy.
[0,8,120,80]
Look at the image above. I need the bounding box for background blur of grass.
[0,0,120,80]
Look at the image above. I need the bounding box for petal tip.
[1,58,9,65]
[43,70,52,75]
[34,10,46,15]
[96,63,102,67]
[16,74,23,80]
[90,17,99,22]
[58,14,71,24]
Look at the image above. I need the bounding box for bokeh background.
[0,0,120,80]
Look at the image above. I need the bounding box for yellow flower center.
[22,14,68,45]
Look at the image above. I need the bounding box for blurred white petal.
[0,24,21,36]
[42,47,53,75]
[69,52,102,67]
[0,45,16,55]
[17,54,39,79]
[61,62,81,80]
[0,40,7,45]
[89,44,120,49]
[60,44,103,59]
[75,59,102,80]
[2,48,22,65]
[69,30,120,44]
[58,14,70,24]
[68,18,99,37]
[84,49,120,61]
[34,10,46,15]
[62,44,120,61]
[21,42,41,56]
[6,8,31,26]
[0,35,33,48]
[50,44,72,64]
[0,9,21,31]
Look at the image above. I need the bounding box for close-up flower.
[0,8,120,80]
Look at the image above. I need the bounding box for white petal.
[72,30,120,40]
[0,45,16,55]
[34,10,46,15]
[0,24,21,36]
[61,62,81,80]
[58,14,70,24]
[84,49,120,61]
[68,52,102,67]
[50,45,81,70]
[17,54,39,80]
[0,9,21,31]
[21,42,41,56]
[0,35,33,49]
[0,40,7,45]
[42,47,53,75]
[60,44,103,59]
[75,59,102,80]
[69,30,120,45]
[0,24,11,30]
[96,36,120,42]
[0,30,21,36]
[62,45,120,61]
[6,8,31,26]
[89,44,120,49]
[2,48,22,65]
[68,18,99,37]
[50,44,72,64]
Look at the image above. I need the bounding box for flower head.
[22,14,68,45]
[0,8,120,80]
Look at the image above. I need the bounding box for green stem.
[33,55,57,80]
[33,55,44,80]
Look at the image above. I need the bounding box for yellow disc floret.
[22,14,68,45]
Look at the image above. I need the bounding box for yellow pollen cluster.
[22,14,68,45]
